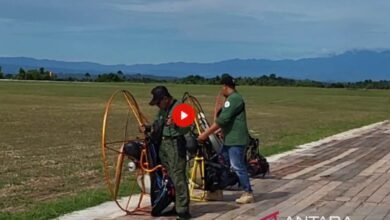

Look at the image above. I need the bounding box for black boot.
[162,208,177,216]
[176,212,192,220]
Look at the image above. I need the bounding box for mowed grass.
[0,80,389,219]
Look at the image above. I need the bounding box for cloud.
[1,0,390,63]
[111,0,225,13]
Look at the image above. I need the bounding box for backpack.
[146,138,175,217]
[246,136,270,177]
[204,154,239,192]
[122,139,174,216]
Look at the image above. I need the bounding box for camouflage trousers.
[159,136,189,214]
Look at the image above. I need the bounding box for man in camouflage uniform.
[148,86,191,219]
[198,75,254,204]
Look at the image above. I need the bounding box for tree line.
[0,67,56,81]
[175,74,390,89]
[0,66,389,89]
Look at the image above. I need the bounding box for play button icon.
[181,111,188,120]
[172,104,195,127]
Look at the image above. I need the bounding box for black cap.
[149,86,172,105]
[221,74,236,88]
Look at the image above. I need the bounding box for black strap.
[164,99,177,118]
[159,99,178,123]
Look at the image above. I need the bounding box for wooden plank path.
[62,121,390,220]
[110,121,390,220]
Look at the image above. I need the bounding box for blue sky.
[1,0,390,64]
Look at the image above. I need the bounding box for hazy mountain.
[1,49,389,81]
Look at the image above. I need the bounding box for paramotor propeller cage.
[182,92,224,201]
[182,92,223,156]
[101,90,159,214]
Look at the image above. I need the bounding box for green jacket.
[155,99,190,137]
[216,92,249,146]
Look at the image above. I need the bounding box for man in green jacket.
[148,86,191,219]
[198,75,254,204]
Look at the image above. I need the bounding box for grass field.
[0,80,389,219]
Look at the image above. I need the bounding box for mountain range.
[1,49,390,82]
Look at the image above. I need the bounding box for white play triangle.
[181,111,188,120]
